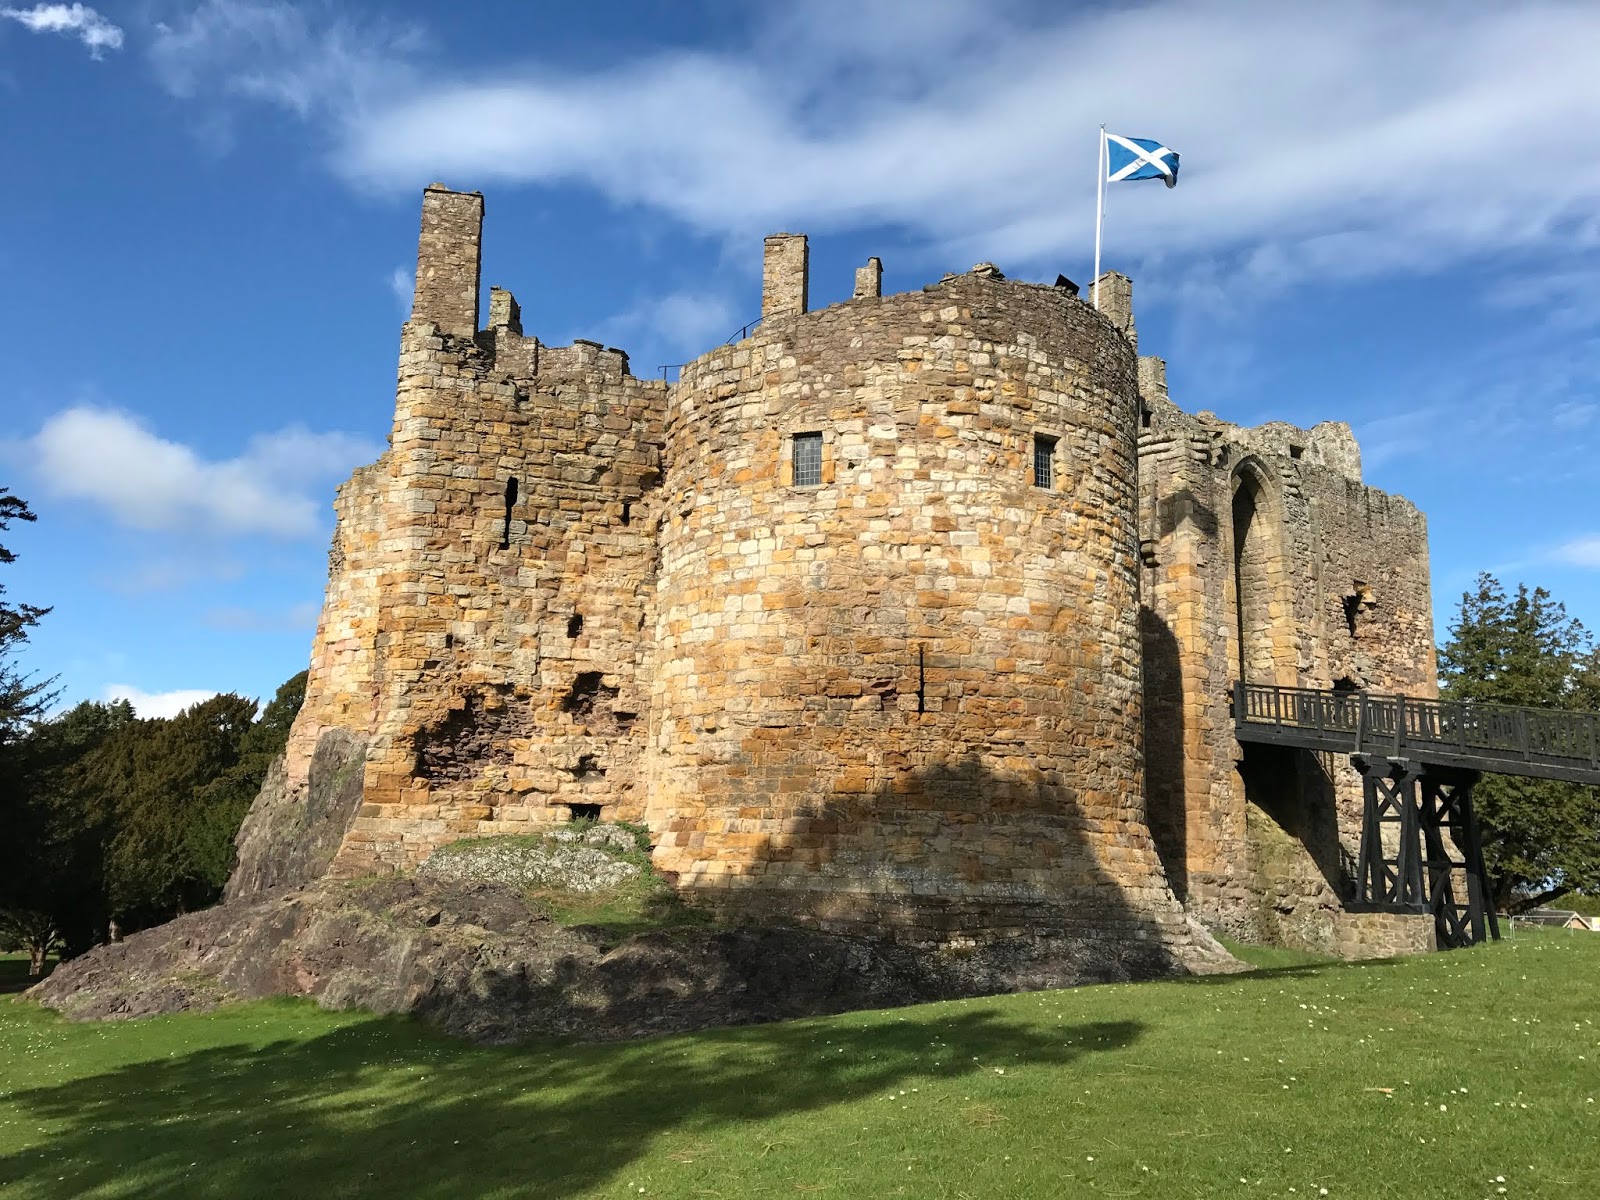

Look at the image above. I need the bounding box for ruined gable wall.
[252,186,666,879]
[646,268,1213,966]
[330,326,665,877]
[1138,354,1436,951]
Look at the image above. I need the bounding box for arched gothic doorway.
[1231,461,1291,686]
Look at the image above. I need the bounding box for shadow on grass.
[0,1005,1143,1199]
[0,957,50,995]
[1174,954,1406,987]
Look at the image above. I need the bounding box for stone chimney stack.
[853,257,883,300]
[412,184,484,338]
[762,234,809,320]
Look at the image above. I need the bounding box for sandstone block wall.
[647,272,1194,947]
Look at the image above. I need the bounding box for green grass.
[1215,936,1339,971]
[2,934,1597,1198]
[0,954,50,997]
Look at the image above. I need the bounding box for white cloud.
[138,1,1600,291]
[103,684,219,719]
[25,405,379,538]
[1551,537,1600,569]
[1,3,122,58]
[149,0,416,114]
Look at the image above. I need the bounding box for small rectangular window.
[1033,434,1057,490]
[793,432,823,487]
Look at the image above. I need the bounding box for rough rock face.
[30,877,1238,1044]
[226,730,366,902]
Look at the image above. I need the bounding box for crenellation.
[249,183,1443,973]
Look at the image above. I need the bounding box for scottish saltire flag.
[1106,134,1179,188]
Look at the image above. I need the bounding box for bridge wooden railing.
[1233,682,1600,786]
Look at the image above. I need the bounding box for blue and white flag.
[1105,134,1179,188]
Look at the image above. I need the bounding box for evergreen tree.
[0,486,61,973]
[0,488,54,743]
[1438,574,1600,911]
[1,671,306,970]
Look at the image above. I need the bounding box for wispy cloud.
[1354,406,1446,471]
[137,1,1600,292]
[386,265,410,311]
[102,683,219,719]
[148,0,417,115]
[22,405,380,538]
[106,555,246,596]
[584,289,740,365]
[1550,536,1600,570]
[203,601,319,632]
[1,3,122,58]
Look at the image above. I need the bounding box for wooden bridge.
[1233,683,1600,950]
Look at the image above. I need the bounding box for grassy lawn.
[1,934,1596,1199]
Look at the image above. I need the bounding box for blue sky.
[3,0,1599,717]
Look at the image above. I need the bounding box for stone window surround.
[1032,430,1061,491]
[784,428,831,488]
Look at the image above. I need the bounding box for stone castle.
[237,184,1439,968]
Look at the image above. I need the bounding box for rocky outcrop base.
[30,876,1237,1044]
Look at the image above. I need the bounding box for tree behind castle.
[1439,573,1600,911]
[0,673,306,972]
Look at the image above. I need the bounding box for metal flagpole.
[1092,124,1106,310]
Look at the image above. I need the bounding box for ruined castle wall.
[647,273,1199,951]
[1138,363,1436,951]
[267,188,669,877]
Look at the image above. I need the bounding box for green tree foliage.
[1438,573,1600,911]
[0,486,61,973]
[0,672,307,971]
[0,487,54,743]
[1,700,135,960]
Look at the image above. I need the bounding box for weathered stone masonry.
[257,184,1439,962]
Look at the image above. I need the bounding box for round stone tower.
[647,267,1190,956]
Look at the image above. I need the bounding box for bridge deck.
[1233,683,1600,786]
